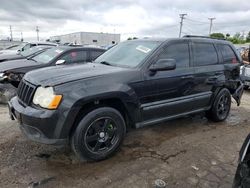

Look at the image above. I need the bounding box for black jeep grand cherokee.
[9,37,243,161]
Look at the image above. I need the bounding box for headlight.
[33,86,62,109]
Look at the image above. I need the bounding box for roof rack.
[182,35,226,40]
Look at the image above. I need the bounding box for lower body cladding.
[8,96,67,145]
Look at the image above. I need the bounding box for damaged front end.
[2,72,24,88]
[0,72,8,82]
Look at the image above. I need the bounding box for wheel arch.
[66,94,140,139]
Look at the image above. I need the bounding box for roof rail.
[182,35,226,40]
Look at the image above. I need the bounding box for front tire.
[207,88,231,122]
[71,107,126,161]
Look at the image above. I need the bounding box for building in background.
[50,32,120,46]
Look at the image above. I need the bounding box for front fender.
[56,82,141,138]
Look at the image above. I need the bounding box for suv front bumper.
[8,96,67,145]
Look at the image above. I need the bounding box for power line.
[208,17,216,35]
[179,13,187,38]
[186,18,209,25]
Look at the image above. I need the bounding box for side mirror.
[55,59,66,65]
[149,59,176,72]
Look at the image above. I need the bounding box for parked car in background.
[233,133,250,187]
[0,46,52,63]
[0,46,106,88]
[4,44,20,50]
[0,42,57,55]
[8,37,243,161]
[241,65,250,89]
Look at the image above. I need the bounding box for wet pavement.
[1,91,250,188]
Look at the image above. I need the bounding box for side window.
[90,50,104,61]
[60,50,87,64]
[157,43,190,68]
[217,44,238,64]
[193,43,218,66]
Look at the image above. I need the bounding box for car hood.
[0,59,38,72]
[0,50,17,55]
[25,63,128,86]
[0,54,21,62]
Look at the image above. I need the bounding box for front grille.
[17,80,36,105]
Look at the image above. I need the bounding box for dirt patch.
[1,92,250,187]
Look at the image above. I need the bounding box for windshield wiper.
[28,58,37,62]
[99,61,112,66]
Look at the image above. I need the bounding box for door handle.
[181,75,194,79]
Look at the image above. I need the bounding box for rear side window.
[217,44,238,64]
[157,43,190,68]
[193,43,218,66]
[90,50,104,61]
[60,50,87,64]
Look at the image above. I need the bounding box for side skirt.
[135,107,210,129]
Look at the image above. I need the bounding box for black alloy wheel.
[71,107,126,161]
[84,117,118,153]
[216,93,231,120]
[207,88,231,122]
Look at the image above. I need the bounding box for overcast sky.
[0,0,250,41]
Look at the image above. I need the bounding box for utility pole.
[208,17,216,36]
[179,14,187,38]
[36,26,39,41]
[21,32,23,42]
[9,25,13,41]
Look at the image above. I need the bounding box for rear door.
[191,41,224,109]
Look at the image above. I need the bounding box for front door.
[142,41,197,121]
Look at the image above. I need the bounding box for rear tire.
[206,88,231,122]
[71,107,126,161]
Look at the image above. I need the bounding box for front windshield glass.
[95,40,161,68]
[32,47,64,64]
[20,46,46,57]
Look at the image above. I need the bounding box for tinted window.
[90,51,104,60]
[60,50,87,64]
[157,43,190,68]
[218,44,237,63]
[193,43,218,66]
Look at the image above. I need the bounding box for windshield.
[95,40,161,68]
[32,47,64,64]
[20,46,47,57]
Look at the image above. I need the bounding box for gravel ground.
[0,91,250,188]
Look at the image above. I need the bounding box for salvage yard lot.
[1,92,250,188]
